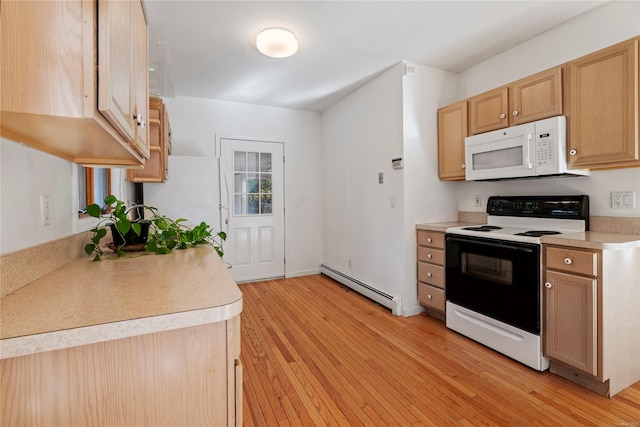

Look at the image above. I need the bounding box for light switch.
[378,172,384,184]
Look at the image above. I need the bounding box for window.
[78,167,111,214]
[233,151,272,215]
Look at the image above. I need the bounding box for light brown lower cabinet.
[543,244,640,397]
[0,316,242,426]
[417,230,446,317]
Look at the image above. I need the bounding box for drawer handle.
[544,282,552,289]
[427,294,433,300]
[427,254,432,259]
[426,238,432,243]
[564,257,572,265]
[427,272,432,277]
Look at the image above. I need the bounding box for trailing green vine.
[84,195,226,261]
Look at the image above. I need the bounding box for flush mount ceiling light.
[256,28,298,58]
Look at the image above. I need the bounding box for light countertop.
[416,222,481,232]
[541,231,640,250]
[0,246,242,359]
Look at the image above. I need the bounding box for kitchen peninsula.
[0,246,242,426]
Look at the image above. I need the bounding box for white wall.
[456,1,640,218]
[402,63,459,314]
[143,96,323,278]
[322,64,406,304]
[322,62,459,315]
[0,138,74,255]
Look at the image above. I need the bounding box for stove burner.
[514,230,562,237]
[462,225,503,232]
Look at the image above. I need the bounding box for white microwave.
[464,116,589,181]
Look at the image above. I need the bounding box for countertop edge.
[540,232,640,249]
[0,297,242,360]
[416,222,480,232]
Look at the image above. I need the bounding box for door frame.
[216,134,286,279]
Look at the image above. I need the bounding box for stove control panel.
[487,195,589,221]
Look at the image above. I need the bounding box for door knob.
[545,282,552,288]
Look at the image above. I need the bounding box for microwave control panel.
[535,131,555,167]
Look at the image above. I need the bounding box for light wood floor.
[240,274,640,426]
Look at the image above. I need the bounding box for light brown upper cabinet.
[468,87,509,135]
[510,67,563,126]
[469,67,563,135]
[437,101,468,181]
[566,37,640,170]
[128,97,170,183]
[0,0,149,167]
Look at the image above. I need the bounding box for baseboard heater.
[319,264,401,315]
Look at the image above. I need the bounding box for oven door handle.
[447,236,536,253]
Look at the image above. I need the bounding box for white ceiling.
[143,0,608,112]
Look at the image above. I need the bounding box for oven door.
[446,234,541,334]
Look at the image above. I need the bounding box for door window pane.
[260,153,272,172]
[233,150,275,216]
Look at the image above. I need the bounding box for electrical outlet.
[474,195,482,207]
[40,195,51,226]
[611,191,635,209]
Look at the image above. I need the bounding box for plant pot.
[109,222,150,247]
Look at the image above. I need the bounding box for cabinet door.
[132,0,150,158]
[510,67,563,126]
[469,86,508,135]
[566,37,640,169]
[437,101,467,181]
[98,0,136,144]
[544,270,597,376]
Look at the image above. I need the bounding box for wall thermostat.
[391,157,403,169]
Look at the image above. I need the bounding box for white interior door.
[220,139,284,282]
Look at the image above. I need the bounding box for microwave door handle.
[526,133,533,169]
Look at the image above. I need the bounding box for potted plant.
[84,195,226,261]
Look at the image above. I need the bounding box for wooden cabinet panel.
[98,0,136,143]
[545,246,598,277]
[132,0,149,158]
[510,67,563,126]
[544,270,597,376]
[0,321,236,426]
[567,37,640,169]
[128,97,170,183]
[418,262,444,288]
[0,0,147,167]
[417,230,445,249]
[418,283,446,312]
[418,247,444,265]
[469,86,509,134]
[437,100,468,180]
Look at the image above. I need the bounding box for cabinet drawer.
[417,230,445,249]
[418,247,444,265]
[546,246,598,277]
[418,283,446,311]
[418,262,445,288]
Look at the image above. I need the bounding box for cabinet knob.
[134,114,144,124]
[427,272,432,277]
[461,164,466,169]
[500,113,506,119]
[569,149,577,156]
[544,282,552,289]
[427,253,432,259]
[564,257,573,265]
[427,294,433,300]
[512,110,519,116]
[426,238,432,243]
